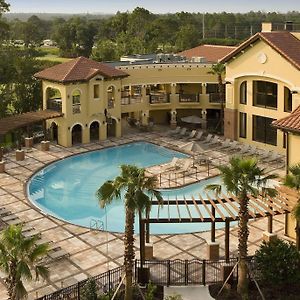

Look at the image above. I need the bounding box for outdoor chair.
[217,138,231,150]
[175,159,192,174]
[168,126,181,136]
[263,151,283,163]
[207,136,220,147]
[183,130,197,140]
[177,127,187,138]
[259,149,271,160]
[225,140,240,152]
[200,134,213,144]
[247,146,258,156]
[161,157,180,172]
[190,131,204,141]
[239,144,251,155]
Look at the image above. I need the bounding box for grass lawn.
[36,47,71,63]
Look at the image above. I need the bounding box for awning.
[181,115,204,124]
[0,110,63,135]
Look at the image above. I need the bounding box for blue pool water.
[27,142,226,234]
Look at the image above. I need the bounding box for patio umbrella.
[179,141,204,152]
[181,115,203,124]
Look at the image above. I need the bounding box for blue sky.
[8,0,300,14]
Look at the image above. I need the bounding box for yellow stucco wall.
[43,63,222,147]
[225,40,300,153]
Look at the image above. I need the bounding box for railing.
[121,95,142,105]
[37,266,124,300]
[209,93,225,104]
[149,93,170,104]
[179,93,199,103]
[72,104,81,114]
[38,258,256,300]
[108,99,115,109]
[47,99,62,112]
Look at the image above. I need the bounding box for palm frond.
[35,265,50,281]
[205,184,222,195]
[292,202,300,222]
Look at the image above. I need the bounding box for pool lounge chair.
[259,149,271,160]
[190,131,204,141]
[48,247,69,261]
[161,157,180,172]
[225,140,240,152]
[247,146,258,156]
[177,127,187,138]
[176,159,192,174]
[239,144,251,155]
[263,151,283,163]
[168,126,181,136]
[200,134,213,144]
[207,136,220,147]
[183,130,197,140]
[217,138,231,150]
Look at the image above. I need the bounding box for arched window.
[240,81,247,104]
[72,90,81,114]
[46,87,62,112]
[284,87,292,112]
[107,86,115,109]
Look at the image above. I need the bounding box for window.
[240,81,247,104]
[72,90,81,114]
[284,87,292,112]
[107,86,115,109]
[239,112,247,138]
[253,81,277,109]
[94,85,99,99]
[252,115,277,146]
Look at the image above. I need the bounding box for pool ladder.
[90,219,104,231]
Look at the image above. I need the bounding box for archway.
[72,124,82,145]
[107,118,117,138]
[90,121,100,141]
[50,122,58,143]
[46,87,62,112]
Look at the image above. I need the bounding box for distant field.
[36,47,71,63]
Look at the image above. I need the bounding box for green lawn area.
[36,47,71,63]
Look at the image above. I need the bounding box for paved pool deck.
[0,130,291,299]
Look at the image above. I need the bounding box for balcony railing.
[47,99,62,112]
[209,93,225,103]
[149,93,170,104]
[121,95,142,105]
[179,93,199,103]
[108,99,115,109]
[72,104,81,114]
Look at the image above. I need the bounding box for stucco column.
[82,126,89,144]
[170,83,177,104]
[141,85,147,103]
[100,122,107,140]
[141,111,149,126]
[115,119,121,138]
[202,83,207,95]
[170,109,177,129]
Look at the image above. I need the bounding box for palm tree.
[96,164,163,300]
[206,156,277,300]
[0,225,49,300]
[208,63,225,133]
[284,163,300,250]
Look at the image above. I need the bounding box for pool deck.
[0,130,291,299]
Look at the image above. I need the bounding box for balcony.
[121,95,142,105]
[47,98,62,112]
[149,93,170,104]
[108,99,115,109]
[209,93,225,104]
[179,93,199,103]
[72,104,81,114]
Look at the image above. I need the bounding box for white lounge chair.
[177,127,187,138]
[217,138,231,150]
[208,136,220,146]
[201,134,213,144]
[161,157,180,172]
[226,141,239,152]
[184,130,197,140]
[263,151,283,163]
[190,131,204,141]
[176,159,192,174]
[247,146,258,156]
[168,126,181,136]
[239,144,250,155]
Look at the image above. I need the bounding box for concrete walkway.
[164,286,214,300]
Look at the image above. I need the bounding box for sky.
[7,0,300,14]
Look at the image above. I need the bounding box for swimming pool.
[27,142,226,234]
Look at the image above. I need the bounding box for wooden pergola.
[0,109,63,136]
[140,186,298,263]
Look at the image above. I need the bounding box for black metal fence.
[37,258,243,300]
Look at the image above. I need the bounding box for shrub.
[80,278,98,300]
[254,239,300,286]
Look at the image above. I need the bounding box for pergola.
[140,185,298,263]
[0,109,63,136]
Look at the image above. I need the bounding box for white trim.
[88,120,101,128]
[227,73,299,90]
[70,123,84,131]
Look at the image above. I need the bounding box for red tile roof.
[35,56,128,83]
[273,106,300,133]
[220,31,300,70]
[178,44,237,63]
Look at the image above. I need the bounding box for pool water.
[28,142,226,234]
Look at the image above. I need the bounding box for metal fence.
[37,258,245,300]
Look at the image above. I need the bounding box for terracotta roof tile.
[178,44,237,63]
[220,31,300,70]
[273,106,300,133]
[35,56,128,83]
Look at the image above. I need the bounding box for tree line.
[4,8,300,60]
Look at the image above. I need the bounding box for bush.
[80,278,98,300]
[254,239,300,286]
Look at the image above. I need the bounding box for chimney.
[261,22,272,32]
[284,21,293,31]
